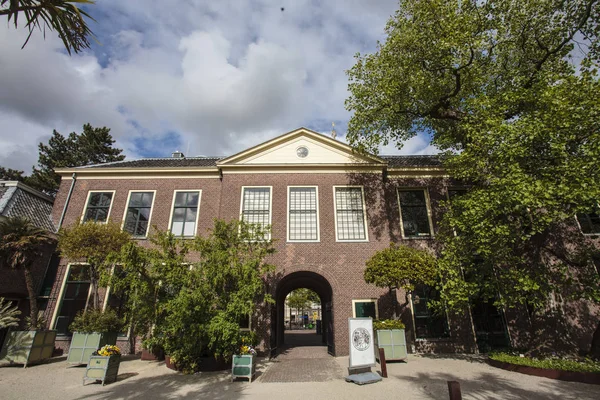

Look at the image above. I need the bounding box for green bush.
[69,308,124,333]
[373,319,406,331]
[490,352,600,373]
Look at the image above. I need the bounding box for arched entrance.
[272,271,334,356]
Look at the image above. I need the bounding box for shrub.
[69,308,123,333]
[373,319,406,331]
[490,352,600,373]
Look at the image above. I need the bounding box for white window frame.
[333,185,369,242]
[80,190,116,223]
[167,189,202,238]
[239,186,273,240]
[287,186,320,243]
[50,263,93,334]
[102,266,132,339]
[351,299,379,319]
[575,213,600,236]
[397,187,435,239]
[121,190,157,239]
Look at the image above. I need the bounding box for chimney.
[171,150,185,158]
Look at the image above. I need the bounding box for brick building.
[44,128,600,356]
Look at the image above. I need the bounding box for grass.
[489,352,600,373]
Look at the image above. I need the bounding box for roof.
[0,181,55,232]
[73,155,441,169]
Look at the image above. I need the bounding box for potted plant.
[66,308,122,365]
[231,339,257,382]
[0,218,57,367]
[373,319,408,361]
[83,344,121,386]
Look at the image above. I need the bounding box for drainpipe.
[57,172,77,231]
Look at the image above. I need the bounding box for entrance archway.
[273,271,334,356]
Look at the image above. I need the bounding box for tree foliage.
[0,217,55,329]
[58,221,130,310]
[286,288,319,315]
[26,124,125,196]
[110,220,275,373]
[346,0,600,354]
[1,0,96,54]
[0,297,21,329]
[0,167,26,182]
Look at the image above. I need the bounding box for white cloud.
[0,0,430,172]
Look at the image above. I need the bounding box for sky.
[0,0,437,173]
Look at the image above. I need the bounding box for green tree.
[1,0,95,54]
[27,123,125,196]
[0,217,55,329]
[0,167,26,182]
[58,221,130,310]
[286,288,318,322]
[346,0,600,355]
[364,244,437,319]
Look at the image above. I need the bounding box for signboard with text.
[348,318,375,368]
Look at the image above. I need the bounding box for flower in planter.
[239,345,256,356]
[373,319,405,331]
[94,344,121,357]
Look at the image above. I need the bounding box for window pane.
[289,187,318,240]
[174,192,187,207]
[354,301,376,319]
[54,266,91,335]
[187,192,199,207]
[241,188,271,238]
[88,193,103,207]
[173,208,186,222]
[412,284,448,339]
[399,190,431,237]
[171,221,184,236]
[183,222,196,237]
[335,188,366,240]
[186,208,197,223]
[578,213,600,234]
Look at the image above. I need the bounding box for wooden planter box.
[83,355,121,386]
[67,332,118,365]
[231,355,256,382]
[0,330,56,367]
[375,329,407,361]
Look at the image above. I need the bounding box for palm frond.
[0,297,21,329]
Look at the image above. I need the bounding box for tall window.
[105,267,130,337]
[54,265,91,335]
[334,187,367,241]
[170,191,200,237]
[398,189,432,238]
[412,284,449,339]
[288,187,318,241]
[124,191,154,237]
[83,192,114,223]
[241,187,271,239]
[577,213,600,235]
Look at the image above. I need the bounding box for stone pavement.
[260,330,344,382]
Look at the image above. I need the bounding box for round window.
[296,146,309,158]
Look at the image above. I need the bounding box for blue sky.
[0,0,437,170]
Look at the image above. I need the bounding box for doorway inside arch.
[272,271,334,356]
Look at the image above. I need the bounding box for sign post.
[345,318,382,385]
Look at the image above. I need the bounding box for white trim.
[575,214,600,236]
[239,186,273,240]
[167,190,203,238]
[397,187,435,239]
[80,190,116,223]
[50,263,92,333]
[351,299,379,319]
[333,185,369,242]
[286,186,320,243]
[121,190,157,238]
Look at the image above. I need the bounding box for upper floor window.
[577,213,600,235]
[83,191,114,223]
[170,191,201,237]
[123,191,155,237]
[334,186,368,241]
[398,189,433,238]
[288,187,319,241]
[240,187,272,239]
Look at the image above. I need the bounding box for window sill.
[402,236,434,240]
[335,240,369,243]
[415,337,452,342]
[287,240,321,243]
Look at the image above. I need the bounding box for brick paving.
[259,330,345,383]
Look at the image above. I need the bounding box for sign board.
[348,318,375,368]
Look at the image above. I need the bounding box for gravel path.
[2,353,600,400]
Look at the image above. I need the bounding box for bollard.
[378,348,388,378]
[447,381,462,400]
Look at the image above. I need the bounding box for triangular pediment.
[217,128,385,166]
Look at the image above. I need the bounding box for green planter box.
[375,329,407,361]
[0,330,56,367]
[83,355,121,386]
[231,355,256,382]
[67,332,118,365]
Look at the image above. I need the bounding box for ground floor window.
[53,265,91,335]
[352,299,378,319]
[411,284,449,339]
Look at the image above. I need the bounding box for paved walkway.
[2,351,600,399]
[260,330,344,382]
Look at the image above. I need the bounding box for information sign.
[348,318,375,368]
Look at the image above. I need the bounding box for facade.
[43,128,600,356]
[0,181,59,331]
